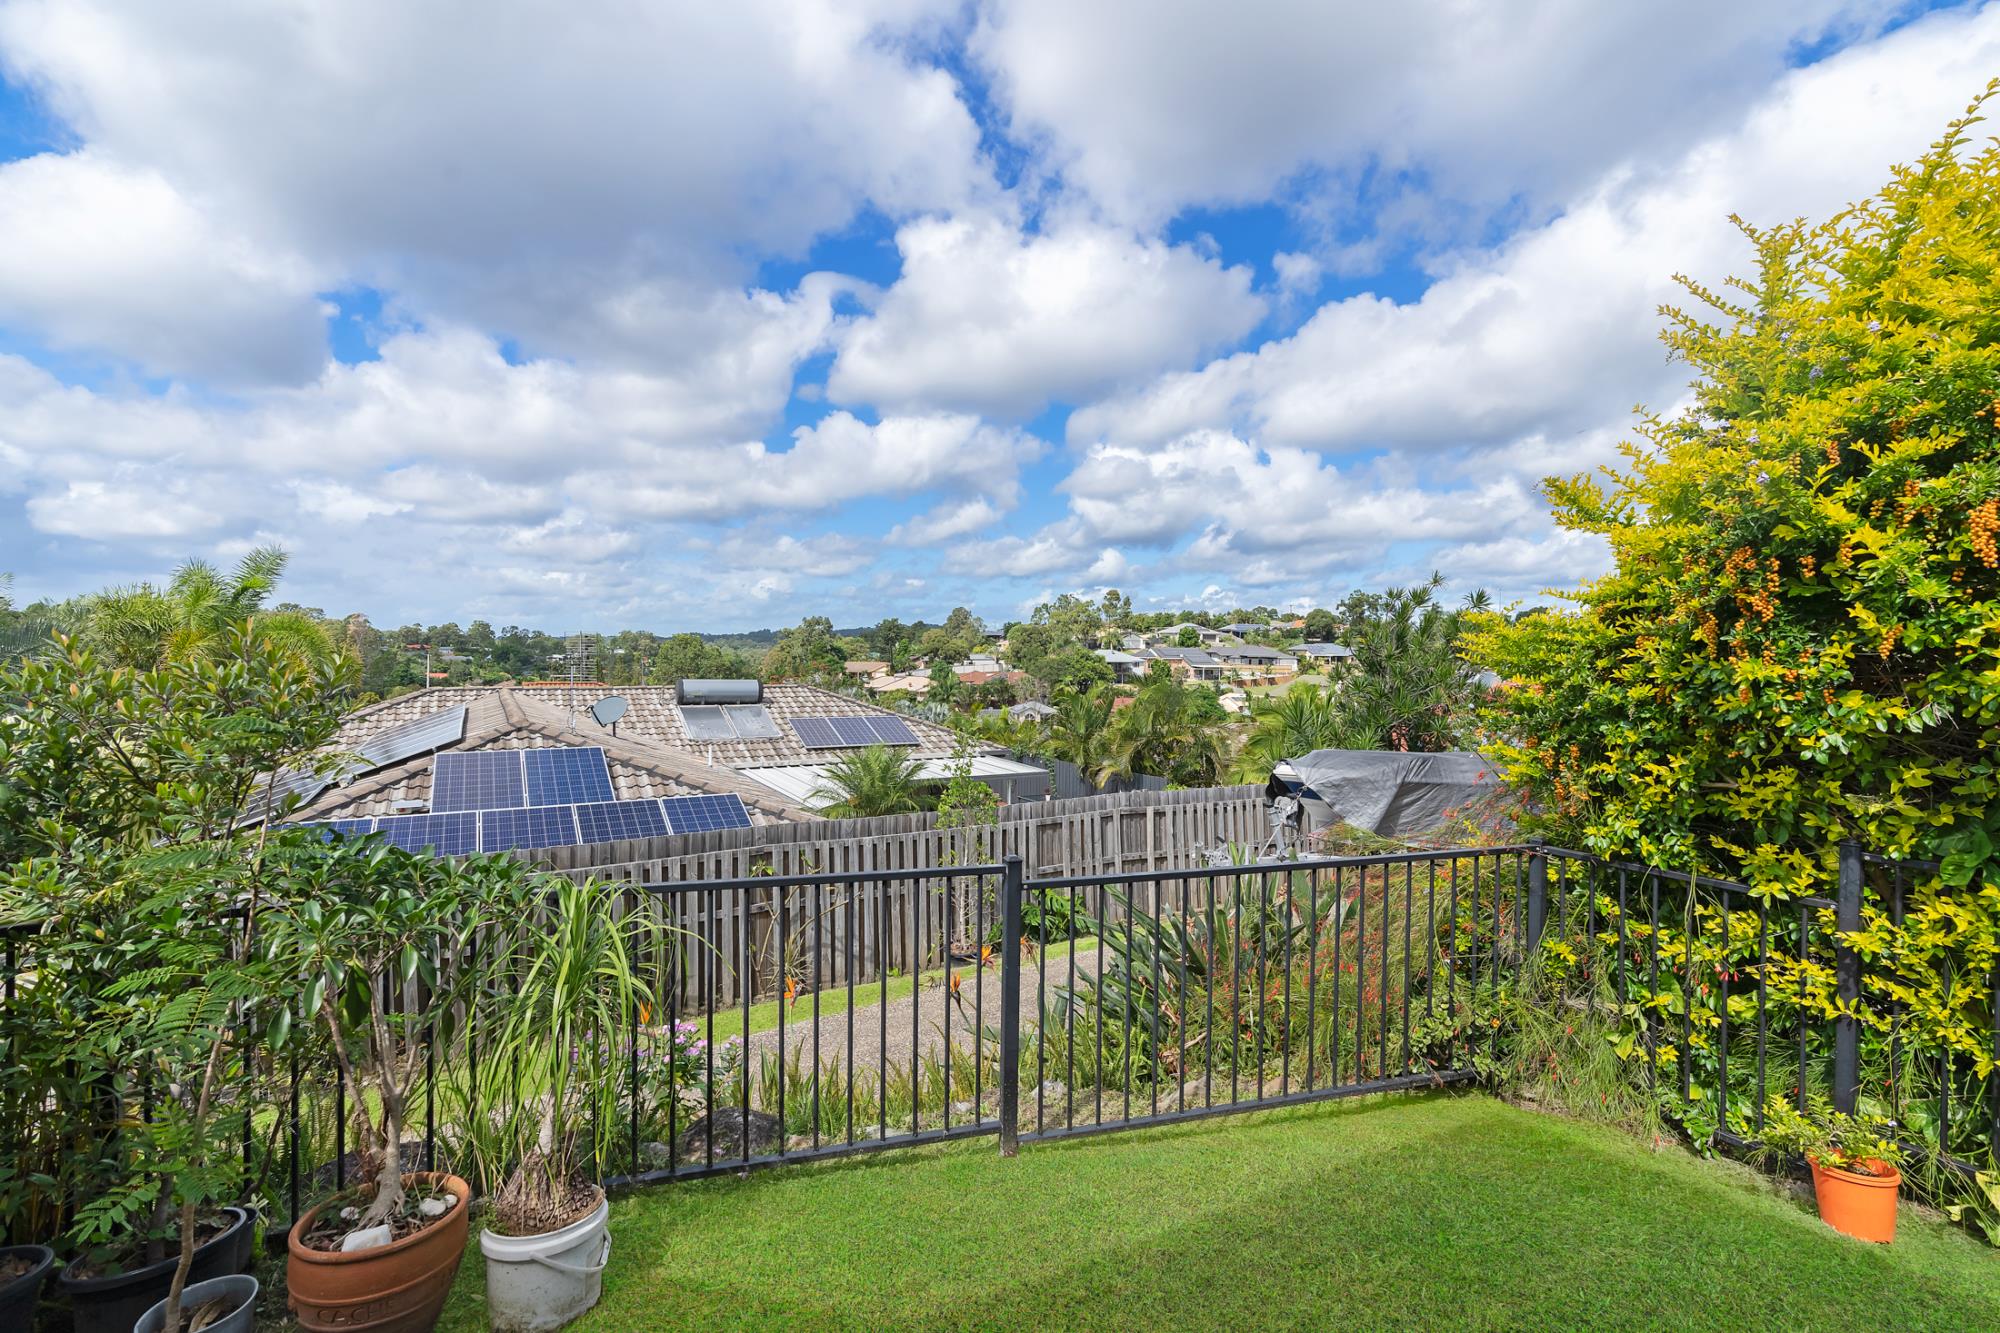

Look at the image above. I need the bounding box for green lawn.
[435,1092,1996,1331]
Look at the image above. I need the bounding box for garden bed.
[433,1091,1997,1330]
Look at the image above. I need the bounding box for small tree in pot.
[2,627,349,1333]
[469,878,654,1332]
[265,842,508,1331]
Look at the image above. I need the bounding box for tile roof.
[293,689,811,823]
[288,682,987,824]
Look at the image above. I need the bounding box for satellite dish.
[590,695,629,734]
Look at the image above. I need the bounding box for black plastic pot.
[56,1207,252,1333]
[0,1244,55,1329]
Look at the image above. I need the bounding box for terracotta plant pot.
[287,1172,471,1333]
[1809,1156,1899,1243]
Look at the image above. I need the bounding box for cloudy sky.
[0,1,1995,630]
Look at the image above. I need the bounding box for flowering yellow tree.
[1469,86,2000,1172]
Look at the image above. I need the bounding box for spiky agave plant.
[1059,874,1306,1086]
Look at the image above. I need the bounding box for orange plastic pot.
[1808,1157,1899,1243]
[287,1172,471,1333]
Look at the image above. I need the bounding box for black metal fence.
[5,840,1995,1250]
[1533,844,1998,1176]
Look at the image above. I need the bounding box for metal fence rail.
[5,838,1995,1251]
[1002,848,1523,1149]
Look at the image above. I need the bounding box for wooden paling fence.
[529,786,1268,1010]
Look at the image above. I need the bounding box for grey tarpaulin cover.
[1271,749,1499,838]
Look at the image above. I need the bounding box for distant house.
[1093,648,1146,682]
[1144,622,1229,648]
[1296,642,1355,665]
[956,668,1028,687]
[1133,645,1226,682]
[864,672,932,695]
[1212,643,1299,685]
[1220,622,1267,638]
[981,700,1058,725]
[844,660,889,678]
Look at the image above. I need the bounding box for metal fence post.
[1525,840,1548,954]
[997,855,1024,1158]
[1833,841,1864,1115]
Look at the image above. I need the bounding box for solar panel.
[791,716,845,749]
[679,705,736,741]
[294,818,375,842]
[574,798,669,844]
[356,705,469,769]
[431,751,525,812]
[263,767,332,816]
[522,747,615,807]
[866,715,919,745]
[724,704,782,739]
[479,805,580,853]
[662,794,753,834]
[374,811,480,855]
[830,716,881,746]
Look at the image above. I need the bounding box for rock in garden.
[675,1107,782,1161]
[340,1224,393,1252]
[418,1197,447,1218]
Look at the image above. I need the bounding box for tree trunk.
[357,1086,405,1227]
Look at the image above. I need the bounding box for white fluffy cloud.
[0,1,1994,626]
[1072,9,2000,457]
[0,0,987,345]
[0,151,325,382]
[828,214,1265,416]
[974,0,1907,229]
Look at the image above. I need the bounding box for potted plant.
[266,842,494,1333]
[0,1243,56,1328]
[1759,1097,1905,1243]
[469,878,652,1333]
[5,630,348,1333]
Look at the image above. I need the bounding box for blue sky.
[0,1,1993,631]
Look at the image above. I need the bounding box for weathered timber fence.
[522,786,1267,1010]
[532,784,1265,881]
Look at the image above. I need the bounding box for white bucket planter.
[480,1196,611,1333]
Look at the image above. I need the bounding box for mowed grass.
[435,1092,1997,1332]
[704,935,1101,1042]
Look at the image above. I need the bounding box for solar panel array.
[523,747,616,806]
[480,805,580,853]
[291,792,752,856]
[356,704,468,769]
[791,714,920,748]
[431,750,528,812]
[374,811,480,856]
[575,798,668,843]
[678,703,783,741]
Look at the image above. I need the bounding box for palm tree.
[810,745,932,818]
[1231,682,1374,781]
[1104,667,1226,787]
[1044,685,1118,783]
[81,546,333,668]
[1329,573,1485,752]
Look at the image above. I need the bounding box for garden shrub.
[1469,87,2000,1185]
